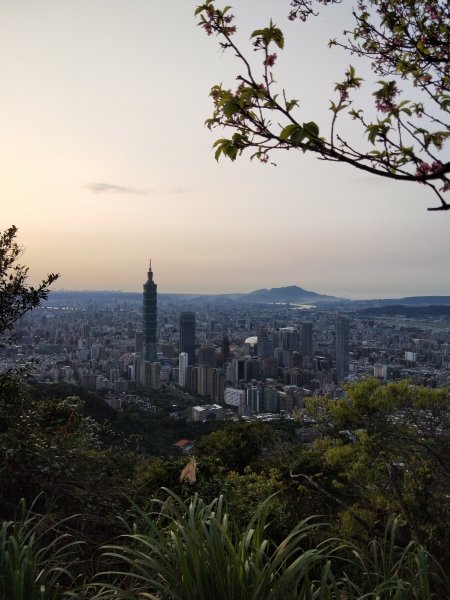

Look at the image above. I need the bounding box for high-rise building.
[247,384,262,414]
[262,357,278,378]
[197,365,214,397]
[231,358,246,383]
[180,312,195,365]
[212,368,224,403]
[301,322,314,366]
[199,345,216,367]
[280,328,300,352]
[336,315,349,380]
[143,261,157,362]
[140,360,160,389]
[186,365,198,394]
[257,336,273,360]
[178,352,188,387]
[221,335,230,364]
[134,331,143,354]
[263,387,279,413]
[150,361,160,389]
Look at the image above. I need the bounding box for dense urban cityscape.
[3,263,448,424]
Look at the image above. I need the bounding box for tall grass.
[90,489,449,600]
[1,493,446,599]
[341,515,449,599]
[0,498,80,600]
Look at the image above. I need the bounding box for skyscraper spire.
[147,259,153,282]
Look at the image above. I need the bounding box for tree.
[297,379,450,560]
[0,226,58,337]
[195,1,450,210]
[194,420,287,473]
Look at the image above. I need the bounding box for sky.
[1,0,449,299]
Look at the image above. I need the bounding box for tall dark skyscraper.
[143,260,157,362]
[301,322,314,366]
[180,311,195,365]
[336,315,349,380]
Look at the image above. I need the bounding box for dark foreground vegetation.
[1,373,449,599]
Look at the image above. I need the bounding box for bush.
[91,490,448,599]
[0,498,80,600]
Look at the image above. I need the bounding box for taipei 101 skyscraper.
[143,260,157,362]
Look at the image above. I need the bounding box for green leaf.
[250,24,284,49]
[291,127,306,145]
[286,99,298,112]
[222,100,240,118]
[251,28,265,39]
[271,28,284,49]
[302,121,320,139]
[280,124,301,141]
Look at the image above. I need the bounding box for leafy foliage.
[196,1,450,210]
[299,379,450,556]
[194,420,288,472]
[0,378,137,542]
[0,498,79,600]
[91,490,448,599]
[0,226,58,338]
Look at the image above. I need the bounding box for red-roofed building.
[174,439,194,454]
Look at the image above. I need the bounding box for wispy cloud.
[168,187,190,194]
[85,182,150,195]
[84,182,193,196]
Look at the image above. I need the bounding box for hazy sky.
[2,0,449,299]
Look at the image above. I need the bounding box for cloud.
[84,182,193,196]
[85,182,150,195]
[168,187,190,194]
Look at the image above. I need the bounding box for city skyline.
[2,1,449,300]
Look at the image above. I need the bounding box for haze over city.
[2,0,449,299]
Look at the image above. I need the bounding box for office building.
[143,261,157,362]
[263,387,280,413]
[247,385,262,413]
[199,345,216,367]
[257,336,273,360]
[301,322,314,366]
[134,331,143,354]
[280,328,301,352]
[212,368,224,403]
[197,365,214,397]
[224,387,245,407]
[178,352,188,387]
[336,315,349,380]
[180,312,196,365]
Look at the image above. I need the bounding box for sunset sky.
[2,0,449,299]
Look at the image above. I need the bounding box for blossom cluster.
[415,161,450,193]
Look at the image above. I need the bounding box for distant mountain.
[240,285,343,304]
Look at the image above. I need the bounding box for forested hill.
[357,305,450,318]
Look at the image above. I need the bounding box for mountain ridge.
[241,285,342,304]
[46,287,450,307]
